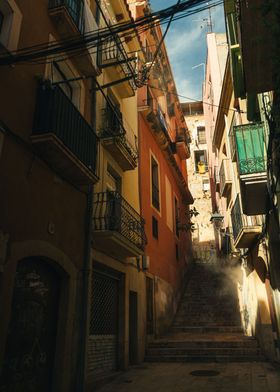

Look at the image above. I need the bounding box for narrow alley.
[1,1,280,391]
[98,261,280,392]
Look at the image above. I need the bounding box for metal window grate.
[90,271,119,335]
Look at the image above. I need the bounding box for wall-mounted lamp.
[210,211,224,230]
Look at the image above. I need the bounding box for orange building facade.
[129,0,193,336]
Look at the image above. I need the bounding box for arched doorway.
[1,257,61,391]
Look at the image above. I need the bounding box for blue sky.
[150,0,226,102]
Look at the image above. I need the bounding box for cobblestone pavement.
[98,362,280,392]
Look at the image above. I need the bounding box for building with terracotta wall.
[0,1,100,390]
[129,0,193,337]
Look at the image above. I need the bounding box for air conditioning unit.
[142,255,150,271]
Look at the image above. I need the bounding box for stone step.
[170,326,243,333]
[146,347,262,356]
[148,340,258,349]
[144,354,265,363]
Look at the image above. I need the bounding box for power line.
[148,84,246,114]
[0,0,223,66]
[141,0,182,84]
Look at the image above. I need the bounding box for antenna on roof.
[192,3,213,33]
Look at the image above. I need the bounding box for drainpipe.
[76,185,93,392]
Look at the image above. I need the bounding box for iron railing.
[99,35,137,91]
[33,83,98,174]
[49,0,85,33]
[231,195,263,241]
[157,104,168,134]
[234,122,266,175]
[93,192,146,251]
[219,159,232,195]
[100,106,138,162]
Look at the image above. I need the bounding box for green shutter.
[235,123,266,174]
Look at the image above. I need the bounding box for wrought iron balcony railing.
[49,0,85,33]
[99,35,137,92]
[93,192,146,251]
[231,195,263,242]
[33,83,98,176]
[234,122,266,175]
[100,106,138,163]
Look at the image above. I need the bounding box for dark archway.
[1,257,61,391]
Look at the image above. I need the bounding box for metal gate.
[88,270,120,376]
[0,258,60,392]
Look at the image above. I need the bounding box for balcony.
[98,36,137,98]
[167,102,175,117]
[92,192,146,258]
[146,103,171,149]
[234,122,267,215]
[231,195,263,248]
[175,129,190,160]
[32,83,99,185]
[100,106,138,171]
[49,0,84,35]
[219,159,232,197]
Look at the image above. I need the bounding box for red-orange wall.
[139,115,192,289]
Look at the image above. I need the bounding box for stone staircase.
[146,262,265,362]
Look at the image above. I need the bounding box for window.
[0,0,22,52]
[174,196,179,238]
[194,150,208,173]
[50,61,81,109]
[202,179,210,192]
[53,62,73,100]
[107,164,122,193]
[197,126,206,144]
[151,156,160,211]
[152,216,158,239]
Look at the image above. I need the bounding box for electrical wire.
[0,0,223,66]
[140,0,182,84]
[148,84,246,113]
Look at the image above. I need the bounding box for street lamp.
[210,211,224,230]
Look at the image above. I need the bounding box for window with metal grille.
[197,126,206,144]
[151,156,160,211]
[152,216,158,239]
[90,271,119,335]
